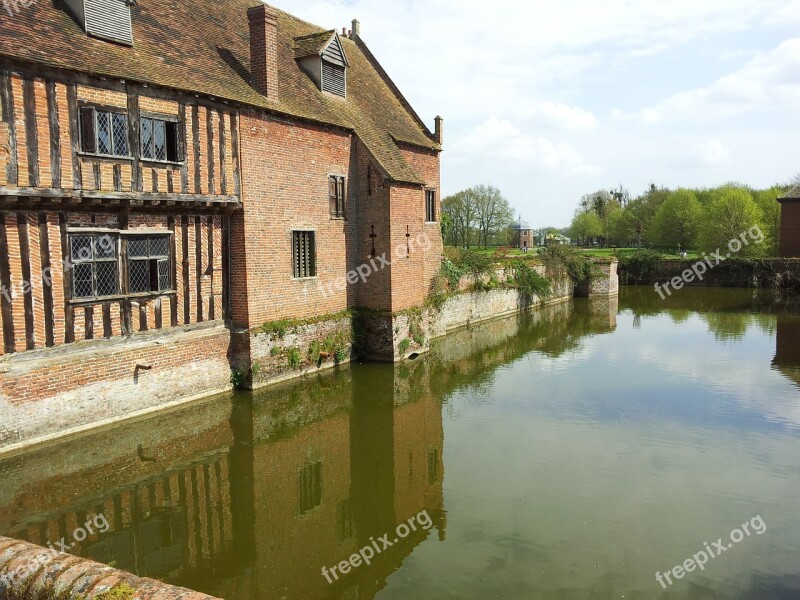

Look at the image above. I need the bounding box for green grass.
[580,247,700,260]
[448,245,701,260]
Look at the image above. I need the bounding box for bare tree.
[442,191,478,248]
[472,184,514,248]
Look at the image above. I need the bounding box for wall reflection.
[0,351,447,600]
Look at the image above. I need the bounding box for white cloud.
[617,38,800,124]
[275,0,800,225]
[449,116,601,174]
[521,101,599,132]
[689,140,731,166]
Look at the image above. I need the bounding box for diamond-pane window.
[126,235,172,295]
[141,118,153,160]
[69,233,119,299]
[96,112,112,155]
[112,113,128,156]
[79,107,130,157]
[154,120,166,161]
[141,117,182,162]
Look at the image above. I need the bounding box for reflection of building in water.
[246,363,446,600]
[0,397,236,582]
[772,315,800,388]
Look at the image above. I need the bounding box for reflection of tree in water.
[421,300,617,404]
[620,286,796,340]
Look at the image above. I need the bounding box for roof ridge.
[352,36,436,146]
[293,30,335,41]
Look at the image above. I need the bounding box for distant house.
[778,186,800,257]
[509,217,535,250]
[541,232,570,246]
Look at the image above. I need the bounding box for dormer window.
[63,0,134,46]
[294,30,349,98]
[322,61,346,97]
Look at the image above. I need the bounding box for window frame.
[125,233,174,295]
[425,189,437,223]
[69,232,121,301]
[292,230,317,279]
[78,104,131,159]
[140,111,185,165]
[66,229,175,303]
[328,175,346,219]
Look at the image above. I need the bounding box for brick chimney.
[434,116,444,145]
[351,19,360,37]
[248,5,279,102]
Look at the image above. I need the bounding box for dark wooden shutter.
[79,106,96,153]
[328,176,337,216]
[337,177,345,217]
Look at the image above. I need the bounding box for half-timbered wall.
[0,70,241,199]
[0,69,240,355]
[0,210,225,355]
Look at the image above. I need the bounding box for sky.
[276,0,800,228]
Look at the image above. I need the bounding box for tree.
[753,186,783,256]
[609,184,631,209]
[697,187,767,257]
[569,211,602,245]
[472,184,514,248]
[442,191,477,248]
[647,189,702,249]
[626,184,670,244]
[607,209,636,246]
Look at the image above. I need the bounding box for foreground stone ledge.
[0,537,220,600]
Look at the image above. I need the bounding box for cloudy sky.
[278,0,800,227]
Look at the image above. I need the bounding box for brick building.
[778,186,800,257]
[0,0,443,445]
[509,217,535,250]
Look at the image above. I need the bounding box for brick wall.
[0,323,232,446]
[779,200,800,257]
[233,111,355,326]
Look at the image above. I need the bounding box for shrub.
[511,261,551,300]
[617,249,662,284]
[287,347,302,368]
[398,338,411,355]
[540,245,598,285]
[440,259,463,289]
[230,368,245,389]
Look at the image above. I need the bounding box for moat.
[1,287,799,599]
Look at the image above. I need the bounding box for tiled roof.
[293,30,336,58]
[780,185,800,200]
[0,1,439,184]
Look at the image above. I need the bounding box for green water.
[1,288,799,599]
